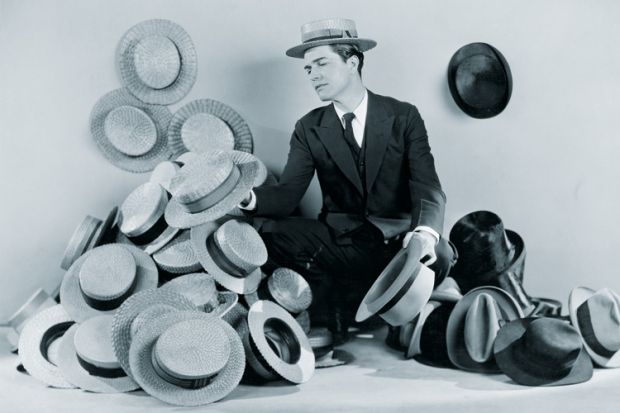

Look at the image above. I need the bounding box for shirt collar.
[333,89,368,127]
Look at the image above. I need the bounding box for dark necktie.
[342,112,360,155]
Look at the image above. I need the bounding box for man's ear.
[347,55,359,73]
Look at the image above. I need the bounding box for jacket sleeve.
[405,105,446,235]
[252,120,315,217]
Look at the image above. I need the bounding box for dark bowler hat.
[447,42,512,118]
[449,211,534,313]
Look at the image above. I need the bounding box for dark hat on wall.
[447,42,512,119]
[286,18,376,59]
[449,210,534,313]
[494,317,593,386]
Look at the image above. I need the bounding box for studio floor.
[2,326,619,413]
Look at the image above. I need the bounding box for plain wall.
[1,0,619,320]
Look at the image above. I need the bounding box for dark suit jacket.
[253,90,446,239]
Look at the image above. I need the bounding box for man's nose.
[309,69,321,81]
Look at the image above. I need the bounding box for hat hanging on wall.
[117,19,197,105]
[447,42,512,119]
[286,18,377,59]
[90,88,173,172]
[167,99,255,156]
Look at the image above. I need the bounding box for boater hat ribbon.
[178,166,240,213]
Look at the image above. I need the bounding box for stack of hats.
[8,18,318,407]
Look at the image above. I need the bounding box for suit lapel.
[312,105,364,195]
[364,91,393,194]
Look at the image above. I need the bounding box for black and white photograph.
[1,0,619,411]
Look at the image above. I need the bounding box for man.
[240,18,456,343]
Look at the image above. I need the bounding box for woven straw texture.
[181,113,235,153]
[117,19,197,105]
[130,305,179,339]
[149,161,181,193]
[247,300,315,384]
[160,273,217,309]
[215,220,268,270]
[268,268,313,314]
[165,161,258,229]
[111,289,195,379]
[152,230,202,274]
[60,244,158,323]
[18,305,76,388]
[78,245,136,301]
[103,106,157,156]
[128,310,245,406]
[170,152,234,204]
[90,89,173,172]
[208,292,238,319]
[167,99,253,157]
[120,182,167,236]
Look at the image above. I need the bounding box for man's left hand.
[402,231,437,266]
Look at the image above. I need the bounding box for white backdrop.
[1,0,619,320]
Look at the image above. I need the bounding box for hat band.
[151,349,219,389]
[206,233,254,278]
[77,355,127,379]
[40,321,75,363]
[378,273,416,316]
[576,303,617,358]
[81,275,138,311]
[128,212,169,246]
[509,334,576,380]
[179,166,241,213]
[302,28,358,43]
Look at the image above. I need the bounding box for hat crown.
[464,293,502,363]
[215,220,268,269]
[170,152,235,204]
[180,113,235,153]
[79,245,137,301]
[120,182,168,236]
[523,318,582,367]
[268,268,313,313]
[456,55,507,108]
[585,288,620,350]
[153,319,230,380]
[161,273,217,309]
[300,18,358,43]
[133,35,181,90]
[74,315,119,368]
[104,105,158,156]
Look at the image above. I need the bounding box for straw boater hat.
[245,268,313,314]
[494,317,593,386]
[152,230,202,274]
[160,273,218,309]
[61,208,119,270]
[286,18,377,58]
[165,152,259,228]
[60,244,158,322]
[128,310,245,406]
[246,301,315,383]
[355,248,435,326]
[111,289,195,378]
[5,289,57,353]
[90,88,173,173]
[569,287,620,367]
[447,42,512,119]
[56,315,139,393]
[446,286,523,373]
[119,182,179,255]
[167,100,254,156]
[191,220,267,294]
[17,305,76,388]
[117,19,197,105]
[149,153,201,193]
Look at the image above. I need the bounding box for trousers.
[258,217,457,325]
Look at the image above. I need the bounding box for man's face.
[303,45,355,102]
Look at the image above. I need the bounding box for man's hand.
[402,230,437,266]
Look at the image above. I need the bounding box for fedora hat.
[90,88,173,172]
[447,42,512,119]
[60,244,158,322]
[569,287,620,367]
[128,310,245,406]
[152,230,202,274]
[56,315,139,393]
[61,208,119,271]
[429,276,463,303]
[17,305,76,388]
[165,152,259,228]
[449,210,534,313]
[247,300,315,383]
[494,317,593,386]
[111,289,195,378]
[167,100,254,156]
[191,220,267,294]
[5,288,57,353]
[286,18,377,58]
[117,19,197,105]
[446,286,524,373]
[119,183,179,255]
[355,248,435,326]
[406,300,457,368]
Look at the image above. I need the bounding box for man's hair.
[329,44,364,76]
